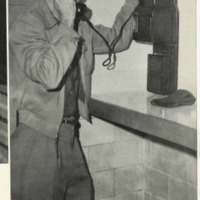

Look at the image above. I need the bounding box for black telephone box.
[133,0,179,95]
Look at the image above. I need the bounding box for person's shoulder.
[10,7,43,36]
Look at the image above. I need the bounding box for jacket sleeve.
[91,3,138,54]
[9,17,79,90]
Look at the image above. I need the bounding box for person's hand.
[54,0,76,27]
[84,8,93,20]
[125,0,139,8]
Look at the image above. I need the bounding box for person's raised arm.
[91,0,139,54]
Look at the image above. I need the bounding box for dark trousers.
[11,123,94,200]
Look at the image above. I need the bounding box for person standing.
[9,0,139,199]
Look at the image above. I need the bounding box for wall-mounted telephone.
[133,0,179,95]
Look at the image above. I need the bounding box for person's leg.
[11,124,57,200]
[65,136,94,200]
[53,123,75,200]
[57,124,94,200]
[53,123,94,200]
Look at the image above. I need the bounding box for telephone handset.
[74,3,92,31]
[76,3,92,21]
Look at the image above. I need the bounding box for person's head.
[45,0,88,23]
[45,0,86,19]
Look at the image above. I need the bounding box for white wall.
[86,0,196,97]
[178,0,196,96]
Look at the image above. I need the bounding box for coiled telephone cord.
[84,9,135,70]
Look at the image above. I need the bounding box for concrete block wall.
[144,137,197,200]
[80,118,144,200]
[80,118,197,200]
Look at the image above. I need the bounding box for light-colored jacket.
[9,0,138,138]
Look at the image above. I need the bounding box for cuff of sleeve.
[123,3,139,14]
